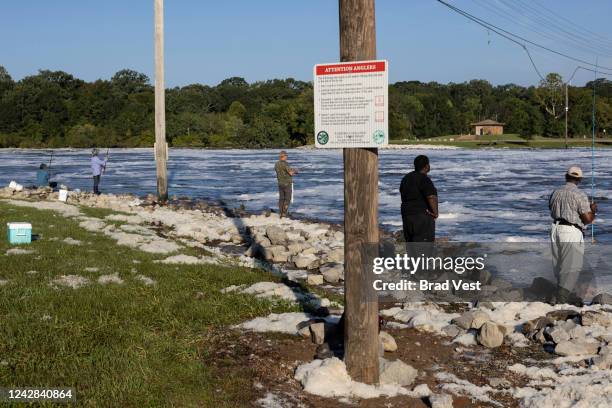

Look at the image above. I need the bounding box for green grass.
[0,201,297,407]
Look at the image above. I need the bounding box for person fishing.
[36,150,58,189]
[274,150,297,218]
[549,166,597,293]
[91,148,108,195]
[36,163,57,189]
[400,155,438,242]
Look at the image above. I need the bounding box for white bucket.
[8,181,23,192]
[58,189,69,202]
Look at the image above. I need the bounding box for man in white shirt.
[549,166,597,292]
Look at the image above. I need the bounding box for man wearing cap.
[91,148,107,195]
[549,166,597,292]
[274,151,297,218]
[400,155,439,242]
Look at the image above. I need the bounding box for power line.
[484,0,612,57]
[435,0,612,72]
[469,0,612,59]
[566,65,612,82]
[529,0,612,45]
[435,0,545,80]
[498,0,612,57]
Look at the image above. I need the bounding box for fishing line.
[591,57,597,244]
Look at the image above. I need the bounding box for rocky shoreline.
[2,185,612,407]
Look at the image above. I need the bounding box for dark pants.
[402,212,435,242]
[93,175,101,195]
[278,184,292,216]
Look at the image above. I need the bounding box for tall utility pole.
[339,0,380,384]
[154,0,168,201]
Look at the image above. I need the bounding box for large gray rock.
[567,324,586,339]
[545,326,570,344]
[379,358,418,386]
[306,274,324,286]
[379,331,398,352]
[591,293,612,305]
[477,322,504,348]
[442,324,462,338]
[309,322,325,345]
[452,310,489,330]
[558,319,577,331]
[326,248,344,263]
[522,316,553,335]
[581,311,612,327]
[592,345,612,369]
[320,264,343,283]
[301,246,317,256]
[546,309,580,322]
[429,393,454,408]
[554,339,599,356]
[255,236,272,248]
[287,242,304,255]
[293,253,319,269]
[286,231,304,242]
[265,225,288,246]
[263,245,290,263]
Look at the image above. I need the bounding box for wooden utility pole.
[340,0,379,384]
[154,0,168,201]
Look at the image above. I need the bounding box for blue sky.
[1,0,612,87]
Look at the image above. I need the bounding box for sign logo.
[317,131,329,145]
[373,130,385,144]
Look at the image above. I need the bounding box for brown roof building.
[471,119,504,136]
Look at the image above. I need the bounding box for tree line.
[0,66,610,148]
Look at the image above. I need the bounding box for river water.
[1,148,610,243]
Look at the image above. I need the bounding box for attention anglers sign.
[314,60,389,148]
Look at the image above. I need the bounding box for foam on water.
[1,148,611,242]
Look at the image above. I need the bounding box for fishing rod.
[103,147,110,174]
[48,150,54,173]
[591,58,597,244]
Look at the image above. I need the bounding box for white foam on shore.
[435,372,500,405]
[235,312,340,335]
[511,367,612,408]
[294,357,432,400]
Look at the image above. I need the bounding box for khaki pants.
[550,223,584,292]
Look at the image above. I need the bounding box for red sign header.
[316,61,386,76]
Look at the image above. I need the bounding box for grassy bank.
[393,134,612,149]
[0,201,296,406]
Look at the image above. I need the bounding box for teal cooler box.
[7,222,32,245]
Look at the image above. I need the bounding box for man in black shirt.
[400,155,438,242]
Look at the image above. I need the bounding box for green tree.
[535,73,565,135]
[111,70,151,94]
[227,101,247,120]
[65,124,98,147]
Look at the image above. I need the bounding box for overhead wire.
[523,0,612,47]
[435,0,612,72]
[497,0,612,57]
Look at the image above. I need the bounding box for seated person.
[36,164,57,189]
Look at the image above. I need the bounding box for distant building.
[471,119,504,136]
